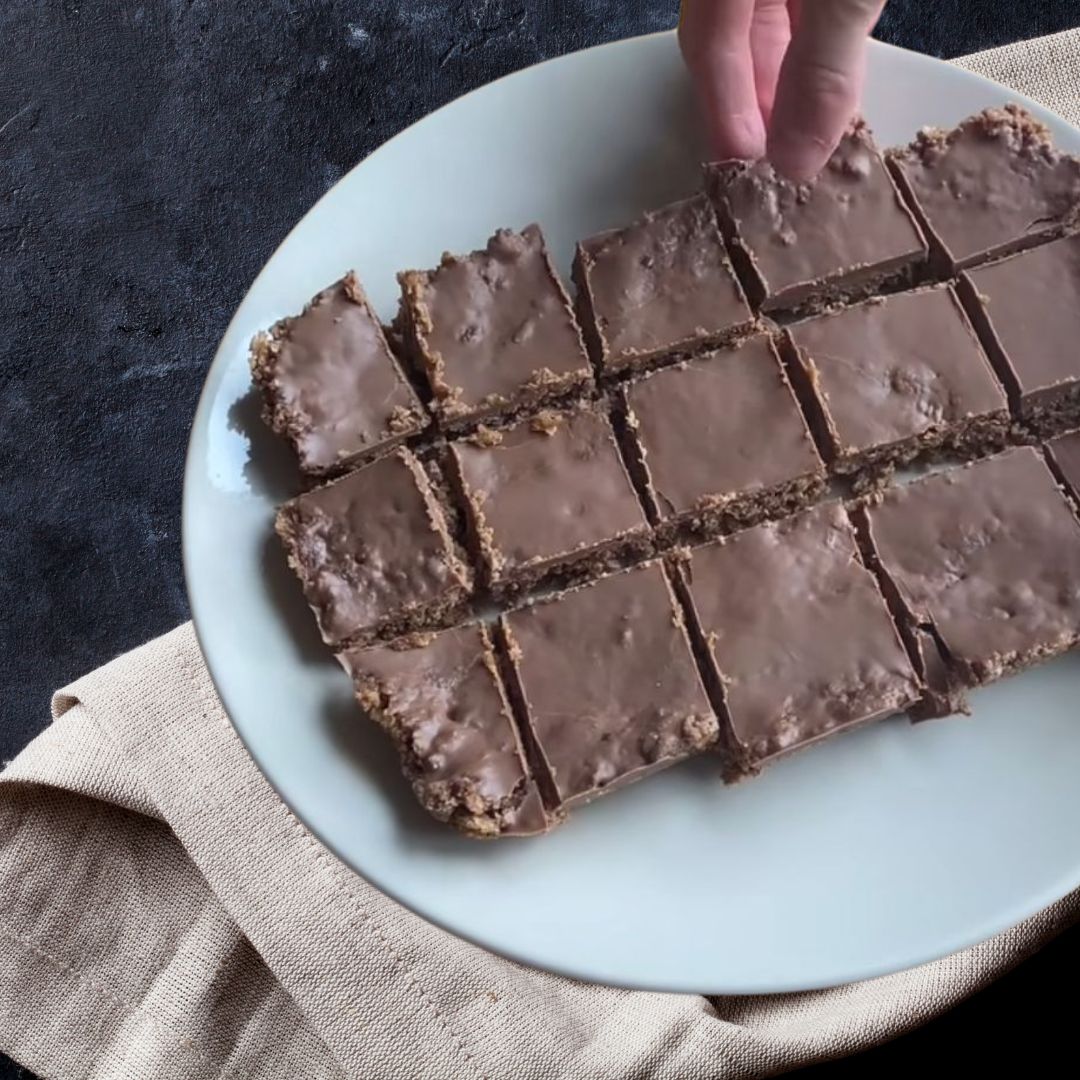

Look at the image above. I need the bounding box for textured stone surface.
[2,4,1080,1078]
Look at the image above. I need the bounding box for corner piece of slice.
[571,194,755,376]
[676,501,921,778]
[957,233,1080,436]
[887,104,1080,273]
[338,624,555,837]
[275,448,472,648]
[396,225,592,429]
[617,335,824,544]
[498,560,718,810]
[706,119,927,316]
[250,272,429,475]
[781,285,1010,486]
[856,446,1080,702]
[446,404,652,598]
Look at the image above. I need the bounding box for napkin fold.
[3,29,1080,1080]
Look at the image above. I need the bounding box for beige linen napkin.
[3,30,1080,1080]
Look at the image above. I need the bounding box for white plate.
[183,32,1080,994]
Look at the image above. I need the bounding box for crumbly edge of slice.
[348,627,558,838]
[654,473,828,550]
[488,529,656,604]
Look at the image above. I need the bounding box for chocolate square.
[499,561,717,808]
[250,273,429,475]
[888,105,1080,273]
[677,502,920,776]
[338,624,552,837]
[276,448,472,647]
[857,447,1080,700]
[572,194,754,375]
[619,335,824,542]
[708,120,927,315]
[958,234,1080,434]
[783,286,1010,482]
[397,225,592,428]
[447,405,651,596]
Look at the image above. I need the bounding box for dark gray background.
[3,2,1080,1077]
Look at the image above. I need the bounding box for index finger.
[679,0,767,161]
[766,0,885,180]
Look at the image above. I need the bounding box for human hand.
[678,0,886,180]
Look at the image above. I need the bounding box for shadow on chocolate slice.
[887,104,1080,274]
[706,119,928,318]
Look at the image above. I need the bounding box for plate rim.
[182,30,1080,994]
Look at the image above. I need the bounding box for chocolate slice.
[958,234,1080,435]
[498,561,717,808]
[339,624,553,837]
[572,194,755,376]
[447,405,651,597]
[618,335,824,543]
[857,447,1080,699]
[276,449,472,647]
[396,225,592,428]
[250,273,429,475]
[707,119,927,316]
[888,105,1080,273]
[677,502,921,777]
[782,285,1010,485]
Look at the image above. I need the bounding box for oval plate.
[183,32,1080,994]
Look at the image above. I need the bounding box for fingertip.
[710,106,767,162]
[765,129,835,181]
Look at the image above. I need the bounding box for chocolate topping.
[572,195,753,372]
[861,447,1080,686]
[889,105,1080,269]
[785,286,1008,462]
[398,225,591,422]
[339,624,549,837]
[275,449,471,646]
[683,502,920,770]
[501,562,717,806]
[449,405,649,586]
[710,120,926,311]
[249,274,426,475]
[960,234,1080,409]
[624,335,822,518]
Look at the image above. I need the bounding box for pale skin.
[679,0,887,180]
